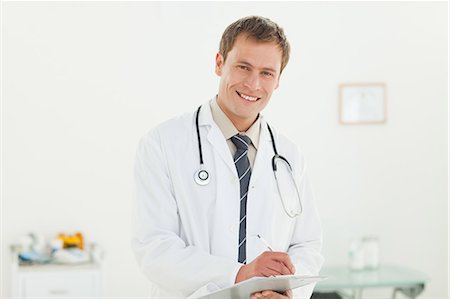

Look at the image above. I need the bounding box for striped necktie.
[231,134,252,264]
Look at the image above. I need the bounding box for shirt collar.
[210,96,260,149]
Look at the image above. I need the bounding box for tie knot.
[231,134,251,150]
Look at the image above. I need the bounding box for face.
[215,34,282,131]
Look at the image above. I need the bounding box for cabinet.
[11,248,102,298]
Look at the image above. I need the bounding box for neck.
[216,96,258,132]
[232,117,255,132]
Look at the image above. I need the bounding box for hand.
[235,251,295,283]
[251,289,292,299]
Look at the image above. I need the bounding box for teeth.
[239,92,258,101]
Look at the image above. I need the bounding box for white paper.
[194,275,327,299]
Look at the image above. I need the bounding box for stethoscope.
[193,105,303,218]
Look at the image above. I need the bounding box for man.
[133,16,324,299]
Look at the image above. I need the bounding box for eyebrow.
[237,60,278,74]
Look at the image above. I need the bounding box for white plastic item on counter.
[362,235,380,269]
[349,239,365,271]
[348,235,381,271]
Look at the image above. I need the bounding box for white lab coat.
[132,101,324,298]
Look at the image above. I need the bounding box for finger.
[261,290,288,298]
[284,289,293,299]
[266,260,292,276]
[260,267,280,277]
[263,251,295,274]
[251,292,265,299]
[263,260,283,275]
[277,258,295,274]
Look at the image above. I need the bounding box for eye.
[262,71,274,78]
[237,65,250,71]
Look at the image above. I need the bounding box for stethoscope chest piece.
[194,169,210,186]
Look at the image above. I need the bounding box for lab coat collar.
[197,98,215,128]
[197,98,236,175]
[250,116,273,187]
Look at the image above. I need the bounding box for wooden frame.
[339,83,387,124]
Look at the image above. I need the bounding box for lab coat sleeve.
[288,151,325,299]
[132,129,242,297]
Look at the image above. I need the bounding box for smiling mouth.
[236,91,260,102]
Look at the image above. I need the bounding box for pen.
[256,234,274,251]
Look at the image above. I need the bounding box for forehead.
[227,34,282,72]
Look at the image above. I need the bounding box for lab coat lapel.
[198,101,237,176]
[250,117,273,187]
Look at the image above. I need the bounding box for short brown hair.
[219,16,290,73]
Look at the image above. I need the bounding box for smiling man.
[215,32,282,132]
[133,16,324,299]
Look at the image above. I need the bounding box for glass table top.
[315,265,429,291]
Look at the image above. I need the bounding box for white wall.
[1,1,448,298]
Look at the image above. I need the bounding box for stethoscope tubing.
[193,105,302,217]
[195,106,204,165]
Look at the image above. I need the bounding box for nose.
[243,71,261,91]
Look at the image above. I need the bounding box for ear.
[215,53,224,76]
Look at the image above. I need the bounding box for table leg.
[392,284,425,299]
[352,288,363,299]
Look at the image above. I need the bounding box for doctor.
[132,16,324,299]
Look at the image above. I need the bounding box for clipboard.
[197,275,327,299]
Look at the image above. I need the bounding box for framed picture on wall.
[339,83,387,124]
